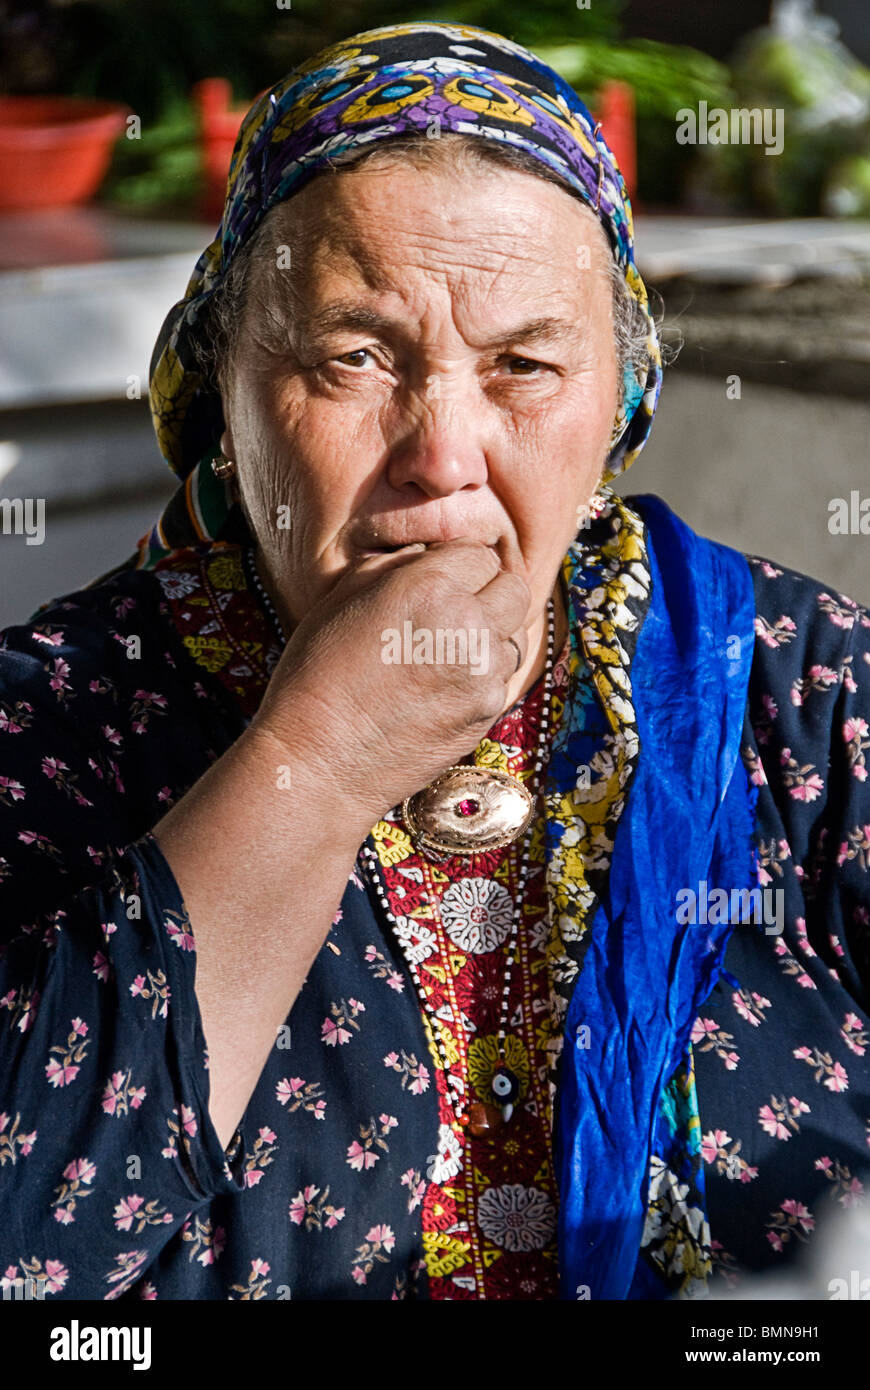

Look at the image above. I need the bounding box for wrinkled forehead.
[242,160,616,316]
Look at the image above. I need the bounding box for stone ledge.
[647,275,870,397]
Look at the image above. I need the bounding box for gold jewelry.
[211,453,236,480]
[403,765,535,859]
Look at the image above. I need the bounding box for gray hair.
[200,131,657,404]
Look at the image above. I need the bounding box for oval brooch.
[402,765,534,858]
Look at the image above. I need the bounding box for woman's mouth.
[357,543,424,558]
[356,538,500,559]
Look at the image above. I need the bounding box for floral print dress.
[0,499,868,1300]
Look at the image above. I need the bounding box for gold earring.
[212,453,236,480]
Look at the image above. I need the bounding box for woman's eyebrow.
[486,316,580,349]
[302,303,389,337]
[301,303,580,349]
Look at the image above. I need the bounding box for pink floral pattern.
[694,559,870,1296]
[0,529,867,1301]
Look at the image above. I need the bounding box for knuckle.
[450,593,486,633]
[496,571,531,608]
[418,562,456,598]
[472,680,510,725]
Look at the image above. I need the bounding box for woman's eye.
[503,356,547,375]
[334,349,372,368]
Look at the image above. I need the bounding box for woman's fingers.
[410,545,532,679]
[474,566,531,641]
[329,538,502,607]
[326,542,428,603]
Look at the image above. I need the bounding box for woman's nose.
[385,384,490,498]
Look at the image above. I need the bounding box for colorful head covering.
[138,20,662,567]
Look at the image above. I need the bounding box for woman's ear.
[219,424,235,461]
[217,424,242,504]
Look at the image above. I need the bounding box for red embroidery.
[373,640,571,1299]
[153,545,279,717]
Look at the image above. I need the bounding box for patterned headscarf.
[138,20,662,567]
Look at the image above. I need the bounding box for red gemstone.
[455,798,479,817]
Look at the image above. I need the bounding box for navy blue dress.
[0,502,868,1300]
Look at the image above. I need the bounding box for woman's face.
[220,159,619,627]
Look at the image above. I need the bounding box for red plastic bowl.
[0,96,130,210]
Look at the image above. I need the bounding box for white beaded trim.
[360,597,556,1123]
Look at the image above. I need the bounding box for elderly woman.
[1,21,868,1304]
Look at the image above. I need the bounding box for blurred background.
[1,0,869,626]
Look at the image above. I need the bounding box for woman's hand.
[153,539,529,1148]
[253,539,531,821]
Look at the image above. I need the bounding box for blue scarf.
[555,494,759,1298]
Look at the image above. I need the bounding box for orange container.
[594,81,636,202]
[194,79,255,222]
[0,96,130,210]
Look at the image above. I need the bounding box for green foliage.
[535,39,734,204]
[50,0,272,122]
[825,153,870,217]
[16,0,620,118]
[712,19,870,216]
[100,100,202,213]
[413,0,621,46]
[45,0,625,214]
[14,1,816,216]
